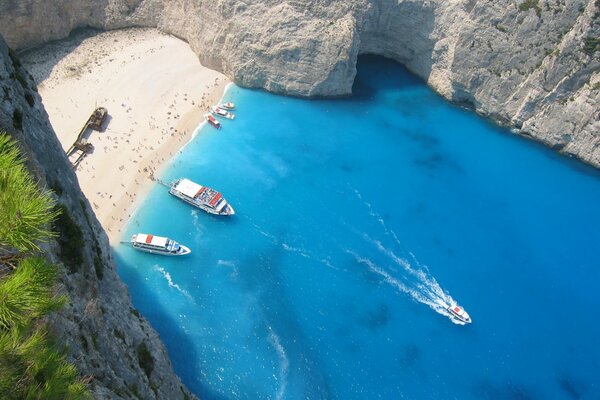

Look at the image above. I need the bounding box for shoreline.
[104,78,230,243]
[21,28,231,243]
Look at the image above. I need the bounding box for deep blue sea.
[115,56,600,400]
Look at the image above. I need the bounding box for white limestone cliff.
[1,0,598,165]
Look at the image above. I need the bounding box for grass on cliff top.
[0,130,91,399]
[518,0,541,17]
[0,134,58,252]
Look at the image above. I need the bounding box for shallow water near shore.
[115,56,600,399]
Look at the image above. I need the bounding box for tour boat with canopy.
[167,178,235,215]
[130,233,191,256]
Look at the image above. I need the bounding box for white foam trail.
[349,186,470,324]
[363,234,434,289]
[282,243,312,260]
[251,223,278,243]
[190,209,204,233]
[154,265,194,302]
[217,259,239,278]
[348,251,466,323]
[267,327,289,400]
[352,187,403,247]
[348,250,426,303]
[217,259,236,268]
[282,243,341,271]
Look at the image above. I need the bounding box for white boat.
[168,178,235,215]
[211,106,235,120]
[219,102,235,110]
[204,113,221,129]
[130,233,191,256]
[447,304,472,324]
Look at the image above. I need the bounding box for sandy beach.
[21,28,230,243]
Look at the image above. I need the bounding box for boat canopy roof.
[133,233,168,248]
[174,178,204,198]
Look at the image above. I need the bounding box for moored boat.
[205,114,221,129]
[447,304,472,324]
[168,178,235,215]
[130,233,191,256]
[219,102,235,110]
[211,106,235,120]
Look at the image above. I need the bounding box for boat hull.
[220,102,235,110]
[131,244,191,256]
[133,244,192,257]
[447,306,471,324]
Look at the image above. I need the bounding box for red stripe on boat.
[209,193,222,206]
[145,235,153,243]
[195,187,206,197]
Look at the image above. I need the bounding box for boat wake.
[154,265,194,302]
[251,222,342,271]
[281,243,341,271]
[267,327,289,400]
[217,259,240,278]
[350,187,469,325]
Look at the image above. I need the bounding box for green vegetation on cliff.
[0,131,90,399]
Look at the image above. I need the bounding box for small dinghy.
[205,114,221,129]
[219,102,235,110]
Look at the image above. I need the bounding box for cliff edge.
[0,35,195,400]
[0,0,598,167]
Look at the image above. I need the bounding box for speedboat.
[167,178,235,215]
[211,106,235,119]
[447,304,472,324]
[205,114,221,129]
[130,233,191,256]
[219,102,235,110]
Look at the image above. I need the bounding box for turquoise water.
[115,56,600,399]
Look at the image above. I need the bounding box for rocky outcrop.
[0,0,598,167]
[0,35,195,400]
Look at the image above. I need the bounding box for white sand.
[22,28,230,243]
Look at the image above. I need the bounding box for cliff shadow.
[18,27,105,85]
[352,54,425,100]
[356,0,438,83]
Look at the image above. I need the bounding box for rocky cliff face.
[0,36,195,400]
[0,0,598,166]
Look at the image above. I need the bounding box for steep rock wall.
[0,0,598,166]
[0,35,195,400]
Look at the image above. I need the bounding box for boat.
[219,102,235,110]
[87,107,107,131]
[167,178,235,215]
[211,106,235,120]
[205,114,221,129]
[447,304,472,324]
[130,233,191,256]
